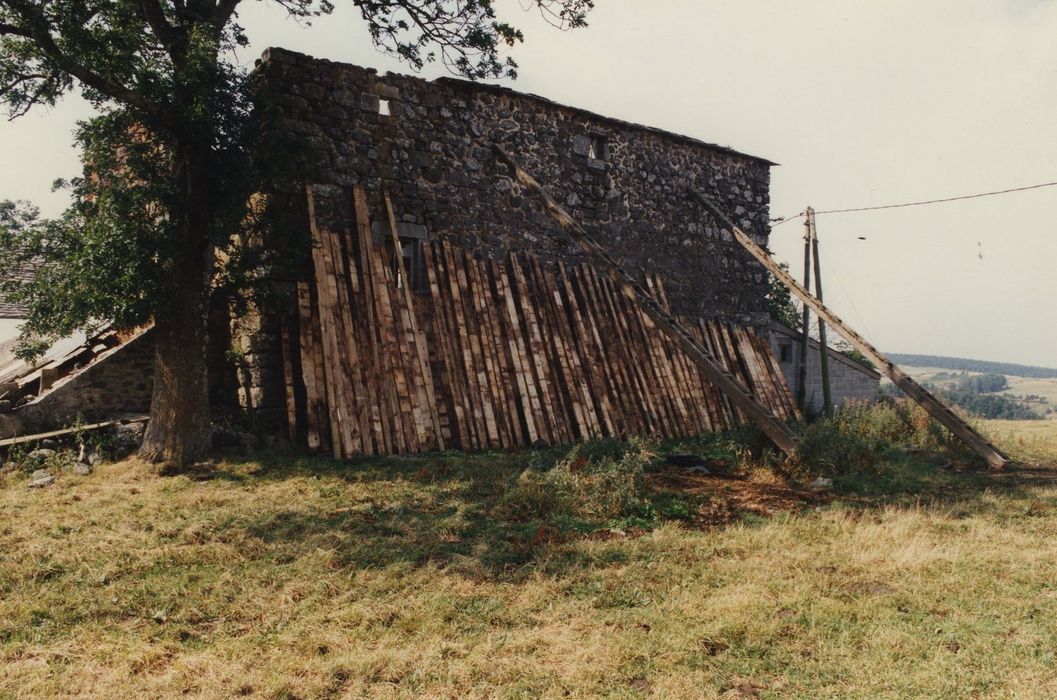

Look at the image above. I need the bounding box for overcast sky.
[2,0,1054,366]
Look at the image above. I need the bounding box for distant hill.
[888,354,1057,379]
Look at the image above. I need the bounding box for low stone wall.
[15,330,154,433]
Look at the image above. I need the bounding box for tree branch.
[137,0,182,58]
[0,0,162,114]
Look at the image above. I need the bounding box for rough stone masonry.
[254,47,776,322]
[241,48,779,427]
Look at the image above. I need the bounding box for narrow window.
[779,342,793,363]
[393,237,427,293]
[587,133,607,160]
[378,98,391,116]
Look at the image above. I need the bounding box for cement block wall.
[768,322,881,414]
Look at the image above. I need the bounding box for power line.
[814,179,1057,215]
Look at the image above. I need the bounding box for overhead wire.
[814,179,1057,215]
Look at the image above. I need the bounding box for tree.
[0,0,594,468]
[765,264,800,329]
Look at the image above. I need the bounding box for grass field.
[901,366,1057,418]
[2,421,1057,698]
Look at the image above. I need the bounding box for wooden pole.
[807,207,833,416]
[797,217,811,412]
[492,144,799,456]
[690,190,1011,469]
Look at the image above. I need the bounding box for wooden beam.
[0,417,149,449]
[492,144,799,456]
[690,190,1011,470]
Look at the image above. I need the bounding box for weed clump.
[497,438,657,523]
[792,398,969,476]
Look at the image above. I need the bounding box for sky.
[1,0,1055,367]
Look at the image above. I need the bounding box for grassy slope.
[2,424,1057,698]
[900,366,1057,418]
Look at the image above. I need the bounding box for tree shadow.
[222,442,1057,581]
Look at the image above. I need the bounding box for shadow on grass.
[212,440,1057,580]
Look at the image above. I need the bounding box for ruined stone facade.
[255,48,775,325]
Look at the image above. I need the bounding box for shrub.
[791,398,968,476]
[497,438,657,523]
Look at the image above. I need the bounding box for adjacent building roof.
[0,261,36,319]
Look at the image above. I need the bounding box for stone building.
[768,321,881,414]
[3,48,796,447]
[254,47,775,323]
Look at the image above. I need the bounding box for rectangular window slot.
[378,98,391,116]
[779,342,793,363]
[588,134,607,160]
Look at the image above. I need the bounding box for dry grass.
[1,425,1057,698]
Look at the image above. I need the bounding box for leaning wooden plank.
[527,257,581,440]
[691,190,1009,469]
[497,259,542,445]
[561,263,619,436]
[354,185,414,454]
[510,254,561,444]
[576,262,639,435]
[306,183,355,458]
[422,242,461,445]
[384,191,444,450]
[296,282,323,450]
[280,321,299,442]
[0,417,149,449]
[556,262,610,437]
[545,262,601,439]
[492,146,798,453]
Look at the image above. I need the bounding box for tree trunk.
[139,279,213,467]
[139,142,215,468]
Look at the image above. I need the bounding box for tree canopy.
[0,0,594,466]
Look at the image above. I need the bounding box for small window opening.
[378,98,391,116]
[779,342,793,364]
[587,134,607,160]
[393,237,427,294]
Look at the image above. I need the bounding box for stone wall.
[768,322,881,413]
[254,47,776,325]
[15,329,154,432]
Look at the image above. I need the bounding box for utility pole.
[797,215,811,412]
[806,207,833,416]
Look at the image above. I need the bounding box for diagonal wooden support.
[492,144,799,456]
[690,190,1011,469]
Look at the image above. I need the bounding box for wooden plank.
[384,192,444,450]
[442,243,486,448]
[510,255,560,444]
[0,417,149,449]
[423,241,467,447]
[296,282,324,450]
[561,263,619,436]
[493,146,798,455]
[280,321,299,442]
[546,263,602,439]
[557,262,613,436]
[577,263,640,435]
[354,185,409,454]
[306,183,356,458]
[480,259,525,446]
[691,189,1009,467]
[497,260,542,445]
[420,243,457,444]
[527,257,580,440]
